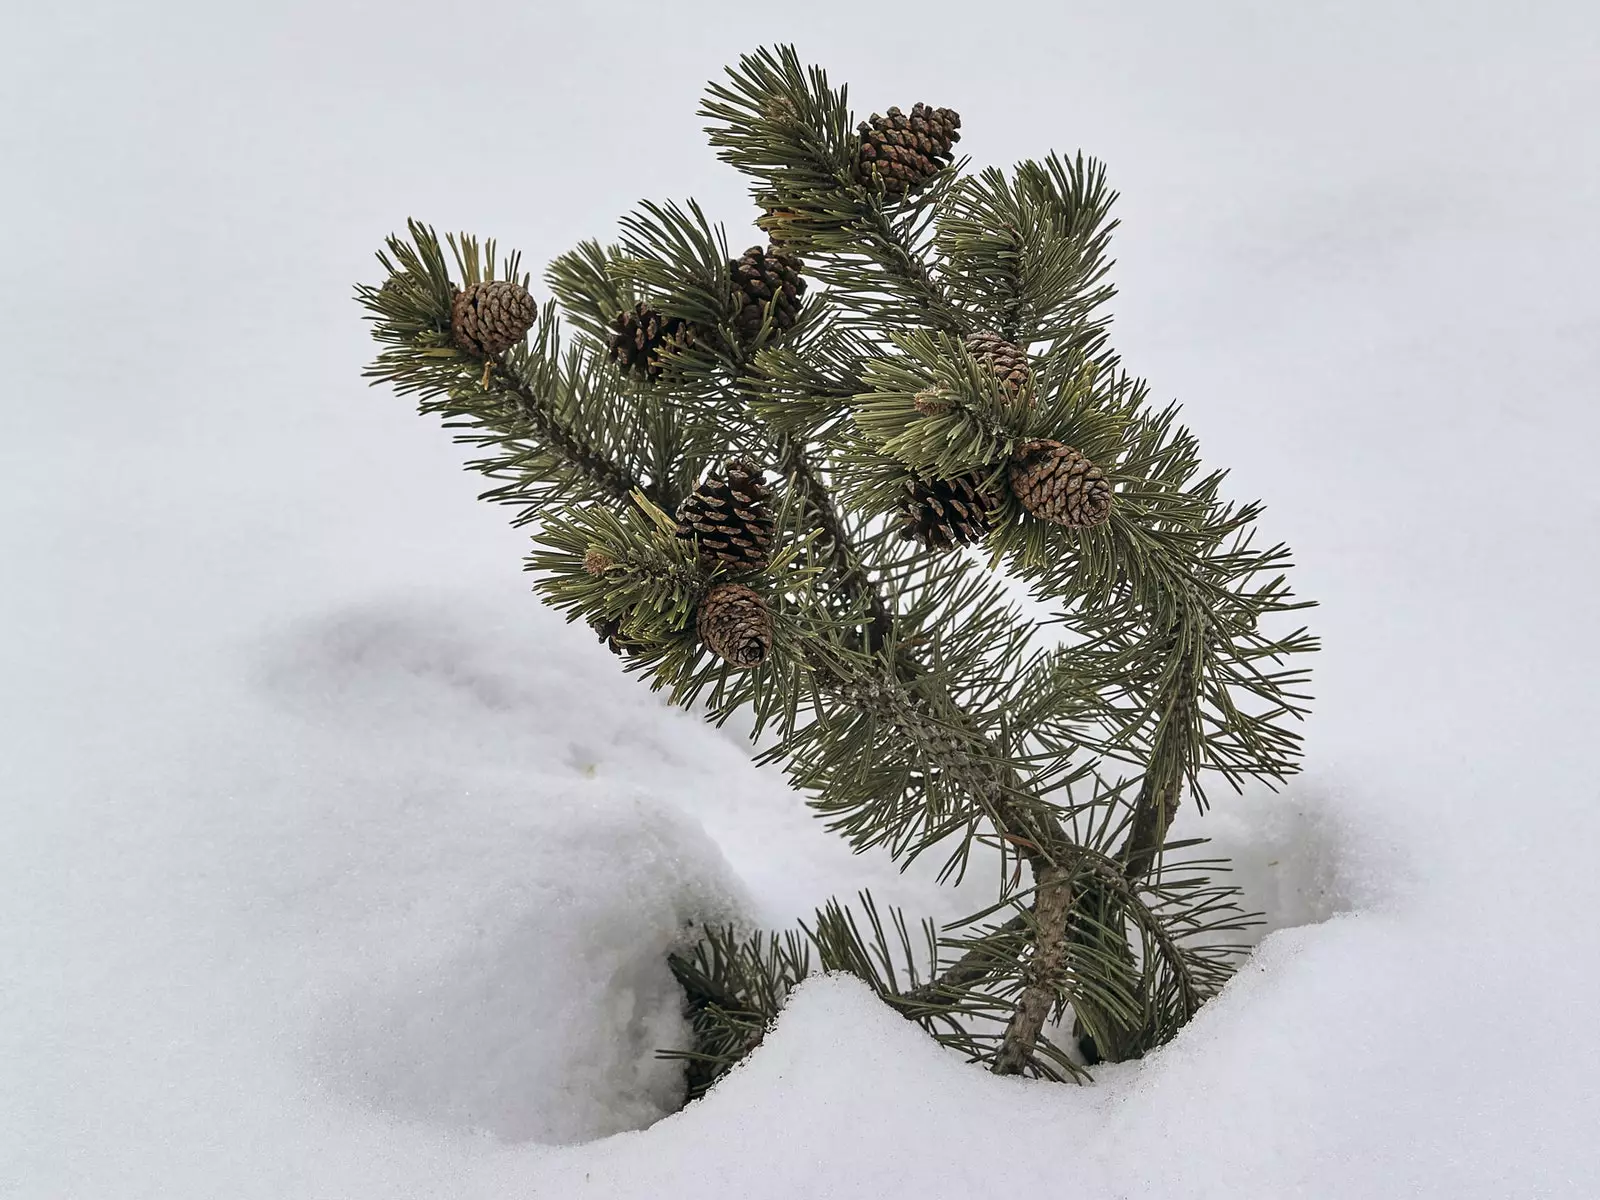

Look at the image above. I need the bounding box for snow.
[5,2,1600,1197]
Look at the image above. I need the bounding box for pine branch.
[901,912,1029,1004]
[754,392,1087,1063]
[1116,676,1194,881]
[740,376,1095,1072]
[357,224,670,517]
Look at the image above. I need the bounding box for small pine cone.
[591,614,643,658]
[899,470,999,550]
[729,245,806,342]
[451,280,536,358]
[697,583,773,668]
[854,103,961,198]
[1009,439,1113,528]
[965,330,1032,396]
[608,302,697,382]
[675,462,774,571]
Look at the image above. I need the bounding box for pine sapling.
[354,45,1316,1099]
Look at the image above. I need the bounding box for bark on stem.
[991,865,1076,1075]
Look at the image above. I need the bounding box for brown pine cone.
[1009,439,1113,528]
[697,583,773,668]
[899,471,999,550]
[730,245,806,342]
[608,302,697,382]
[450,280,536,358]
[854,103,961,198]
[965,330,1032,396]
[591,614,644,658]
[675,462,775,571]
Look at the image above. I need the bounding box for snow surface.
[5,2,1600,1197]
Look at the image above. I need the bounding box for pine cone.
[965,330,1031,396]
[854,103,961,198]
[608,302,696,382]
[450,280,536,358]
[675,462,775,571]
[1009,439,1112,528]
[591,614,643,658]
[899,471,998,550]
[697,583,773,668]
[730,245,806,342]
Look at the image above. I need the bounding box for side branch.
[1116,621,1203,883]
[1117,754,1183,881]
[901,912,1028,1006]
[483,358,659,507]
[777,437,894,653]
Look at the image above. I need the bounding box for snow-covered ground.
[5,3,1599,1197]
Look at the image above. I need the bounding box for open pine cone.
[899,470,999,550]
[675,462,775,571]
[730,245,806,342]
[608,302,696,382]
[854,103,961,198]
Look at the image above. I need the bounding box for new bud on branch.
[357,43,1316,1104]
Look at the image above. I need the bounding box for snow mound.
[244,599,750,1141]
[304,784,734,1144]
[1188,783,1406,941]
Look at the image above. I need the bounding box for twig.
[486,359,659,506]
[900,913,1029,1006]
